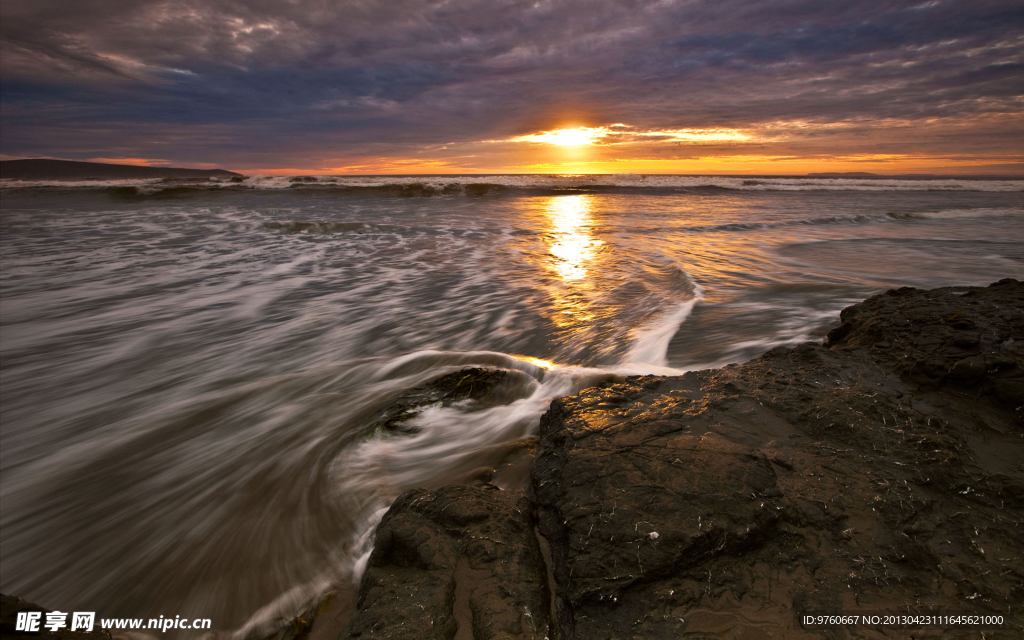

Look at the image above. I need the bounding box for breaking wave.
[2,173,1022,195]
[674,207,1023,233]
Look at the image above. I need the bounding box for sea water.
[1,175,1022,632]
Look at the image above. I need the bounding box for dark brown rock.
[341,485,550,640]
[532,279,1024,639]
[825,278,1024,417]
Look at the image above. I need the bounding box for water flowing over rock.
[344,279,1023,638]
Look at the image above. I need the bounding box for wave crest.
[3,173,1022,194]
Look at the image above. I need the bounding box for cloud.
[1,0,1021,171]
[504,125,753,145]
[88,157,171,166]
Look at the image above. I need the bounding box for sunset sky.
[1,0,1022,175]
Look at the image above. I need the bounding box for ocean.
[1,174,1022,632]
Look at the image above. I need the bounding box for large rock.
[532,280,1024,639]
[825,277,1023,415]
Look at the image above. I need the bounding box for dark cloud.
[1,0,1021,170]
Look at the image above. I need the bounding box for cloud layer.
[2,0,1022,173]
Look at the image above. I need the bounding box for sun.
[510,126,608,146]
[540,128,601,146]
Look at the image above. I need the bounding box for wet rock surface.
[533,279,1023,638]
[367,368,522,435]
[825,277,1023,417]
[341,485,550,640]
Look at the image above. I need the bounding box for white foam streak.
[376,349,550,379]
[624,290,704,368]
[334,362,605,497]
[230,579,331,640]
[229,503,386,640]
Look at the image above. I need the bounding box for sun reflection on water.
[545,194,603,281]
[513,355,556,370]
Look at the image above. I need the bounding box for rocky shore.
[339,279,1023,639]
[5,280,1022,639]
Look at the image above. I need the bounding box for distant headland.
[0,159,243,181]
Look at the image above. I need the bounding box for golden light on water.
[515,356,556,370]
[545,194,602,281]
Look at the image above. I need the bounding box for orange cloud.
[510,153,1024,175]
[88,157,170,166]
[503,124,753,146]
